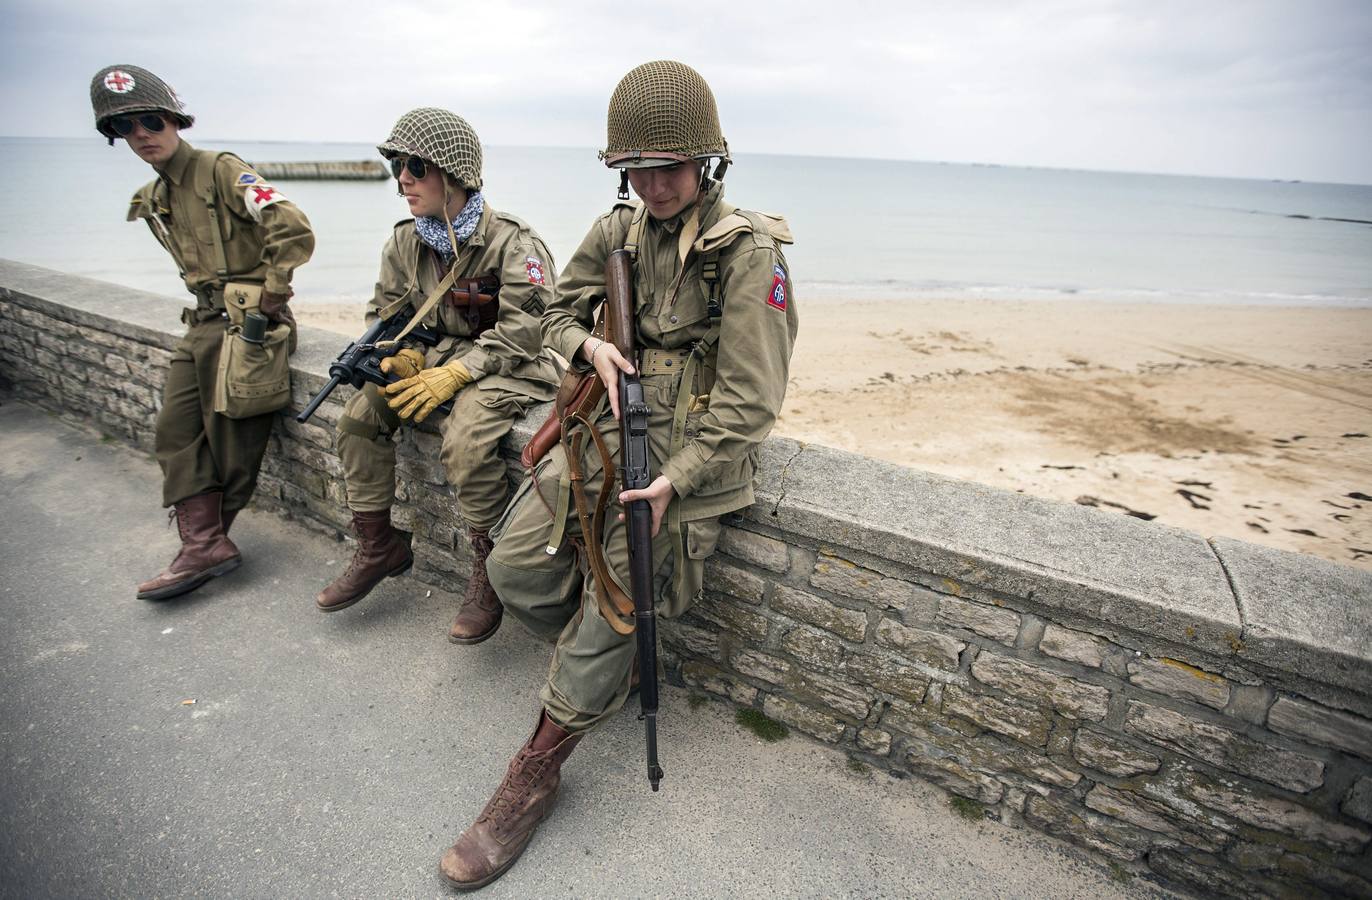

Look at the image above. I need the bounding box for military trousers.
[335,380,529,532]
[156,314,276,512]
[487,378,724,735]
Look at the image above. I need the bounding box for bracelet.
[589,339,605,365]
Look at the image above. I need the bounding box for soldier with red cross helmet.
[315,108,562,641]
[436,60,799,890]
[90,64,315,602]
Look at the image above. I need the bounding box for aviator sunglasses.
[390,156,430,180]
[111,114,167,136]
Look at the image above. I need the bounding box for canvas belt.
[638,348,692,377]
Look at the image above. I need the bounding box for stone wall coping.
[4,258,1369,698]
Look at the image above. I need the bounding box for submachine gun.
[607,249,665,791]
[295,309,453,424]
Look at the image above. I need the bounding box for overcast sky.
[3,0,1370,184]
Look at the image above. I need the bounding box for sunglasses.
[390,156,430,180]
[111,114,167,137]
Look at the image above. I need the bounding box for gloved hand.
[260,289,294,325]
[379,347,426,381]
[385,359,473,422]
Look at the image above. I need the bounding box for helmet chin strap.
[618,170,630,200]
[443,181,462,271]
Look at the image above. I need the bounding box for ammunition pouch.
[223,282,264,325]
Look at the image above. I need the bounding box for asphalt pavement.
[0,399,1177,899]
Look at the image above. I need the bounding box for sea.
[2,136,1370,308]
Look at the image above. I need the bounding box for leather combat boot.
[439,711,582,890]
[447,529,502,644]
[315,509,413,612]
[136,492,241,601]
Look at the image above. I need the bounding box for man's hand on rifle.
[619,474,675,537]
[379,347,425,381]
[582,336,635,420]
[385,359,473,423]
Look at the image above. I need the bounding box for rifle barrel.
[295,374,343,423]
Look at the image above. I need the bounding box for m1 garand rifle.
[295,308,453,424]
[607,248,665,791]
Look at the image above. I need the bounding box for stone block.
[873,618,962,670]
[1071,729,1160,777]
[843,652,929,702]
[703,557,766,604]
[1176,768,1371,854]
[1127,657,1230,709]
[102,353,130,376]
[1038,624,1109,668]
[943,687,1052,747]
[1210,536,1372,696]
[1124,701,1325,793]
[660,621,718,661]
[771,584,867,641]
[1223,683,1273,725]
[810,553,938,619]
[780,625,848,671]
[1023,794,1151,861]
[1226,841,1372,898]
[718,526,789,573]
[903,750,1003,804]
[692,596,770,642]
[936,596,1021,644]
[856,727,891,756]
[1342,776,1372,825]
[762,695,845,743]
[731,648,792,685]
[1267,695,1372,761]
[1147,849,1276,900]
[1085,785,1224,852]
[970,652,1110,721]
[681,661,759,706]
[795,670,875,721]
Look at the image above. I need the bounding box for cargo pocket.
[665,514,723,616]
[213,323,292,418]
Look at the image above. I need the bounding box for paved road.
[0,399,1177,899]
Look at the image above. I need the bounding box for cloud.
[4,0,1370,182]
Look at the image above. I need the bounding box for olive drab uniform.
[335,208,560,524]
[128,139,315,511]
[487,179,798,732]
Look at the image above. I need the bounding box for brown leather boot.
[439,711,582,890]
[448,529,502,644]
[137,492,241,601]
[315,509,413,612]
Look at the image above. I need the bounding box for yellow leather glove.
[385,360,473,423]
[379,347,425,381]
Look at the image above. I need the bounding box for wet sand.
[295,299,1372,571]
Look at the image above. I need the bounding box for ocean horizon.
[3,136,1369,308]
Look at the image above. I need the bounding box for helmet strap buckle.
[617,170,630,201]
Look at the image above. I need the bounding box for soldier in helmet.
[315,107,561,640]
[437,61,798,890]
[90,65,315,601]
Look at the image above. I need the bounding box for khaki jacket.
[369,205,560,399]
[543,181,798,519]
[127,139,314,298]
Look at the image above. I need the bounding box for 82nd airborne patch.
[525,257,546,286]
[766,263,788,311]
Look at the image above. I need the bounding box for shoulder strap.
[194,151,231,282]
[622,202,648,258]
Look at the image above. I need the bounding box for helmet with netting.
[377,108,483,190]
[90,65,194,143]
[601,61,728,169]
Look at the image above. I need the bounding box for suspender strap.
[195,152,231,282]
[623,203,648,260]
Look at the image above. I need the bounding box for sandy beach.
[295,299,1372,571]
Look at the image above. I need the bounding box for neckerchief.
[414,191,485,260]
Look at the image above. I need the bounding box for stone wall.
[3,259,1370,898]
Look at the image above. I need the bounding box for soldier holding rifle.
[316,108,560,641]
[438,61,798,890]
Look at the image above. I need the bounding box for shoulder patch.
[766,263,788,311]
[243,183,286,222]
[525,257,546,286]
[236,173,258,185]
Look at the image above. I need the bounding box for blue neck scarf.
[414,191,484,260]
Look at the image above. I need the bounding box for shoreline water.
[294,296,1372,572]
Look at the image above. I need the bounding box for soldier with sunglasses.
[90,65,315,602]
[315,108,561,639]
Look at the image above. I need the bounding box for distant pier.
[251,160,388,180]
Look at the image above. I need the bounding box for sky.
[2,0,1370,184]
